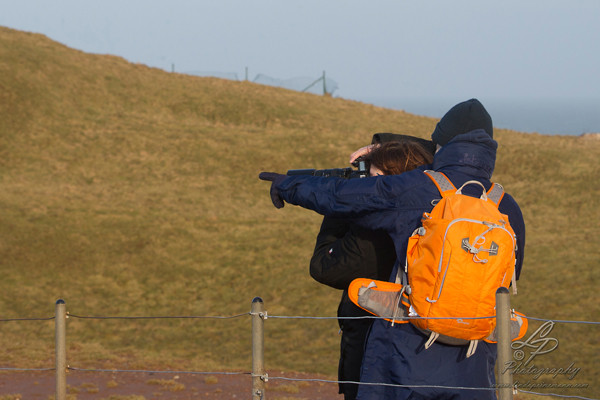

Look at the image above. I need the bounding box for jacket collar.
[432,129,498,179]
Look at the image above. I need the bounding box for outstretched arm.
[259,172,397,215]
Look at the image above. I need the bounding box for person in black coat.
[309,134,435,400]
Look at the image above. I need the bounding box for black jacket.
[310,217,396,325]
[310,216,396,400]
[308,132,434,400]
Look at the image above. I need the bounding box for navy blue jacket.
[274,130,525,399]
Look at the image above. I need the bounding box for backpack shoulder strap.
[424,170,456,197]
[427,170,506,207]
[486,183,505,207]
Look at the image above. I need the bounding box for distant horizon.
[177,68,600,136]
[357,96,600,136]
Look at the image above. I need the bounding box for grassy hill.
[1,26,598,396]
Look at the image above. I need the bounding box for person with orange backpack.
[259,98,525,399]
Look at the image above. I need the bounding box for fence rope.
[67,366,251,376]
[517,389,597,400]
[0,367,55,371]
[269,376,598,399]
[3,313,595,325]
[1,307,597,400]
[0,316,55,322]
[264,314,600,325]
[267,314,497,320]
[525,316,600,325]
[1,366,596,400]
[67,312,250,320]
[268,375,498,391]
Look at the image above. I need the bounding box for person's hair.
[366,141,434,176]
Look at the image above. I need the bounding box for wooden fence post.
[55,299,67,400]
[252,297,266,399]
[496,288,513,400]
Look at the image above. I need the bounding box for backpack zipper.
[431,218,516,302]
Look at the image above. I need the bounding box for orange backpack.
[348,170,523,356]
[405,171,517,344]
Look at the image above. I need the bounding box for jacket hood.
[432,129,498,179]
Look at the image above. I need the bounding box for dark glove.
[259,172,287,209]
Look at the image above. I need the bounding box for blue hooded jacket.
[274,130,525,399]
[277,130,524,280]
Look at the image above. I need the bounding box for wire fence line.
[3,313,598,324]
[269,375,496,392]
[0,316,55,322]
[182,69,340,96]
[0,298,597,400]
[68,366,251,376]
[515,390,597,400]
[0,367,596,400]
[0,367,55,371]
[0,365,253,377]
[266,376,598,400]
[524,316,600,325]
[67,312,251,320]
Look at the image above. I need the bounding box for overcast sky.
[2,0,599,105]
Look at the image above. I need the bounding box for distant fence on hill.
[1,292,598,400]
[181,68,339,96]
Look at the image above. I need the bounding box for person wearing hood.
[259,98,525,399]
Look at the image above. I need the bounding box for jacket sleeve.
[310,216,397,290]
[277,175,399,221]
[276,171,432,234]
[499,193,526,280]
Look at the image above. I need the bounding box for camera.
[286,157,370,179]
